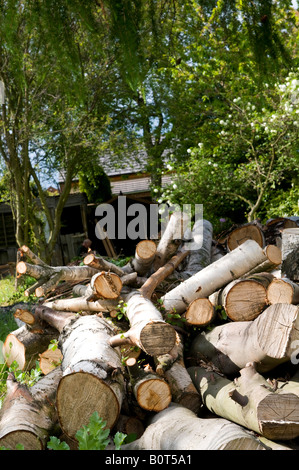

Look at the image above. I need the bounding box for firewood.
[182,219,213,278]
[131,239,157,275]
[281,228,299,280]
[44,296,119,312]
[39,347,63,375]
[83,252,125,276]
[185,298,215,327]
[189,303,299,375]
[0,367,62,450]
[121,403,268,450]
[109,291,176,356]
[90,271,122,299]
[162,240,281,315]
[126,358,171,412]
[226,222,265,251]
[209,273,273,321]
[267,278,299,305]
[188,362,299,441]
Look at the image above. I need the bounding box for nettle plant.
[157,70,299,225]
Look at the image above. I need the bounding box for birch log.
[0,367,62,450]
[162,240,280,314]
[182,219,213,278]
[185,298,215,327]
[226,223,265,251]
[188,362,299,441]
[189,303,299,375]
[281,228,299,280]
[83,253,125,276]
[44,296,119,313]
[131,240,157,275]
[267,278,299,305]
[122,403,268,450]
[109,291,176,356]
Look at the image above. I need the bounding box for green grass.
[0,275,36,307]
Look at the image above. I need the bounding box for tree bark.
[121,403,268,450]
[56,315,125,439]
[130,239,157,276]
[44,296,119,313]
[281,228,299,280]
[0,367,62,450]
[182,219,213,278]
[189,303,299,375]
[109,291,176,356]
[226,222,265,251]
[162,240,280,314]
[209,273,273,321]
[188,362,299,441]
[83,253,125,276]
[267,278,299,305]
[126,358,172,412]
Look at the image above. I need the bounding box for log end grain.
[265,245,282,265]
[139,322,177,356]
[185,298,215,326]
[227,224,265,251]
[39,348,63,375]
[57,371,121,439]
[92,272,122,299]
[0,430,43,450]
[136,239,157,260]
[3,334,25,369]
[16,261,27,274]
[225,279,267,321]
[267,279,296,305]
[258,392,299,441]
[136,378,172,412]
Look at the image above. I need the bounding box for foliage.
[47,411,127,451]
[78,165,112,204]
[0,276,36,308]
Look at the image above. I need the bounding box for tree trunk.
[0,367,62,450]
[2,323,58,371]
[189,303,299,376]
[267,278,299,305]
[162,240,280,314]
[109,291,176,356]
[209,273,273,321]
[182,219,213,278]
[184,298,215,327]
[126,358,171,412]
[83,253,125,276]
[281,228,299,280]
[56,314,125,439]
[188,362,299,441]
[226,223,265,251]
[121,403,268,450]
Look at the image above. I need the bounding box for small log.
[83,253,125,276]
[121,403,268,450]
[281,228,299,280]
[162,240,280,314]
[39,347,63,375]
[226,222,265,251]
[90,271,122,299]
[188,362,299,441]
[131,239,157,275]
[109,291,176,356]
[210,273,273,322]
[0,367,62,450]
[267,278,299,305]
[185,298,215,327]
[241,244,282,276]
[183,219,213,278]
[189,303,299,375]
[126,358,171,412]
[44,296,119,313]
[56,315,125,439]
[2,324,59,371]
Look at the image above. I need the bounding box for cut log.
[56,315,125,439]
[188,362,299,441]
[0,367,62,450]
[226,222,265,251]
[90,271,122,299]
[140,250,189,299]
[83,253,125,276]
[182,219,213,278]
[113,414,144,439]
[153,211,190,270]
[281,228,299,280]
[121,403,268,450]
[185,298,215,327]
[109,291,177,356]
[131,239,157,275]
[267,278,299,305]
[39,347,63,375]
[2,324,58,371]
[189,303,299,375]
[241,244,282,276]
[162,240,280,314]
[126,358,171,412]
[209,273,273,322]
[44,296,119,313]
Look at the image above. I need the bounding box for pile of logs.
[0,215,299,451]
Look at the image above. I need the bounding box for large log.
[188,362,299,441]
[0,367,62,450]
[281,228,299,280]
[109,291,176,356]
[189,303,299,375]
[122,403,268,450]
[226,222,265,251]
[267,278,299,305]
[209,273,273,321]
[182,219,213,278]
[162,240,281,314]
[56,314,125,440]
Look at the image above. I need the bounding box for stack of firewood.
[0,215,298,451]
